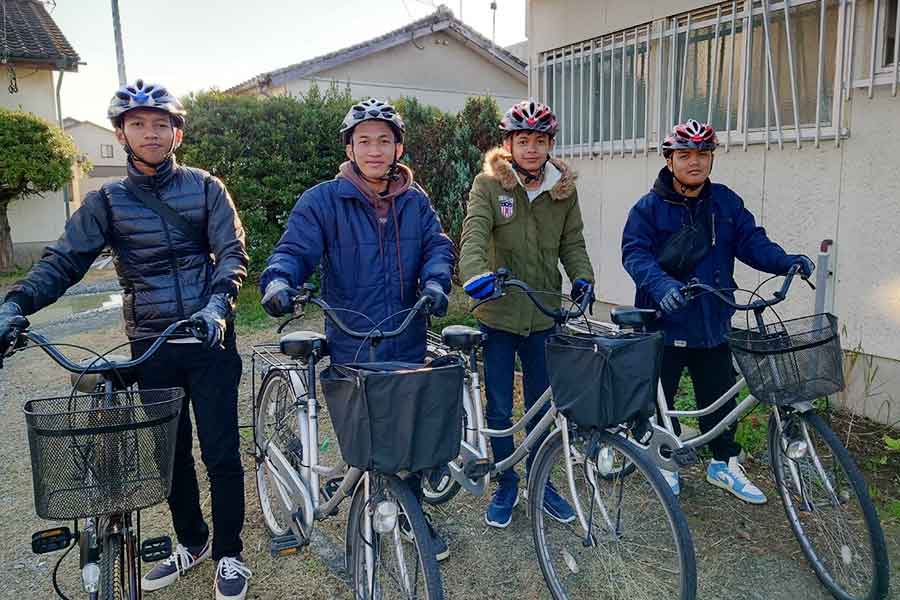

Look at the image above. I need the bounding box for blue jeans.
[480,324,553,487]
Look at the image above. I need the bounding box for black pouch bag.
[546,331,663,430]
[320,358,464,474]
[656,197,713,280]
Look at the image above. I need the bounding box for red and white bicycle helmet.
[499,100,559,137]
[662,119,718,157]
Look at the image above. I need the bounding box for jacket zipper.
[153,182,187,319]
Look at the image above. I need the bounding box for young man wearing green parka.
[458,100,595,529]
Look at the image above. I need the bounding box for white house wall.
[284,32,527,112]
[2,68,69,262]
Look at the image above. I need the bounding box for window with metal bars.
[535,0,856,157]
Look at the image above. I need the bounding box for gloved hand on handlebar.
[190,293,231,350]
[570,278,595,305]
[463,272,497,300]
[789,255,815,279]
[261,278,295,317]
[659,286,688,314]
[420,281,449,317]
[0,302,26,361]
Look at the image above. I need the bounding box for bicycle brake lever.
[802,276,816,290]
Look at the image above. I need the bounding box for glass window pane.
[884,0,898,66]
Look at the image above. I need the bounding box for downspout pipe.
[55,70,71,220]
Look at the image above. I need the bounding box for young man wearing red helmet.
[458,100,595,528]
[621,119,814,504]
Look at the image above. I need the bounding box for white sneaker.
[660,469,680,496]
[706,457,767,504]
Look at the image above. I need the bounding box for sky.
[49,0,527,126]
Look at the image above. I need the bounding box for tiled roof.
[227,5,526,94]
[1,0,80,70]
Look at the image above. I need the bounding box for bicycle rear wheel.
[529,428,696,600]
[769,410,890,600]
[348,474,443,600]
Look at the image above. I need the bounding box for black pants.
[660,343,741,462]
[132,328,244,560]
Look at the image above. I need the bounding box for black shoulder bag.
[656,197,714,281]
[123,179,208,250]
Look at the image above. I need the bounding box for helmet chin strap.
[350,144,402,193]
[122,129,179,170]
[511,157,548,185]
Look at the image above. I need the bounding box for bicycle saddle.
[610,307,659,330]
[280,331,328,360]
[441,325,485,352]
[70,355,136,392]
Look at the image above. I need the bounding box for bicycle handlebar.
[284,284,434,341]
[680,264,804,311]
[477,268,593,325]
[12,319,195,375]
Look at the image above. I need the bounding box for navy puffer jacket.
[4,157,248,338]
[260,176,454,364]
[622,167,799,348]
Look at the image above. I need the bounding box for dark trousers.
[132,328,244,560]
[480,324,553,487]
[659,343,742,461]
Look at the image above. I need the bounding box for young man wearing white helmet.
[0,80,252,599]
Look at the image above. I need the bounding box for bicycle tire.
[529,428,697,600]
[348,474,443,600]
[254,368,302,537]
[100,532,123,600]
[769,410,890,600]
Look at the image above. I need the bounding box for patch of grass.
[0,267,27,288]
[234,284,271,331]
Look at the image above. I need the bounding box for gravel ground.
[1,309,897,599]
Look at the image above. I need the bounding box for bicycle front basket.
[546,331,662,430]
[24,388,183,520]
[727,313,844,406]
[320,357,464,475]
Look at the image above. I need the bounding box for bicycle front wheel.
[529,428,696,600]
[100,531,123,600]
[348,474,443,600]
[769,410,890,599]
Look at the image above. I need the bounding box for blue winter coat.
[622,168,798,348]
[260,175,454,364]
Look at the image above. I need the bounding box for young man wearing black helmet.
[0,80,251,598]
[621,119,815,505]
[458,100,595,529]
[259,98,455,559]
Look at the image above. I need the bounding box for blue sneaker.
[215,555,252,600]
[542,483,576,524]
[706,457,767,505]
[484,482,519,529]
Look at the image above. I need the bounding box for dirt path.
[1,319,897,599]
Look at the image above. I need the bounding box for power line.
[399,0,414,19]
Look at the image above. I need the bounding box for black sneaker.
[141,541,210,592]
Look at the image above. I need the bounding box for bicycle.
[251,283,458,600]
[421,269,697,600]
[2,318,196,600]
[569,266,891,600]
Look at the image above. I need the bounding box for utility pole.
[491,1,497,46]
[110,0,127,85]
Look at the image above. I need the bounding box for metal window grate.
[538,0,865,156]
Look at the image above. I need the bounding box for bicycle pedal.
[140,536,172,562]
[31,527,72,554]
[270,533,307,557]
[672,447,698,467]
[463,458,493,479]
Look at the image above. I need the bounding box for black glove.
[421,281,449,317]
[659,286,687,314]
[0,302,27,364]
[190,293,231,350]
[261,279,295,318]
[790,255,815,278]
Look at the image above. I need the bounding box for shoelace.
[217,556,252,582]
[164,544,196,576]
[726,460,754,487]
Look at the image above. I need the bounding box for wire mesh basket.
[727,313,844,406]
[24,388,183,520]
